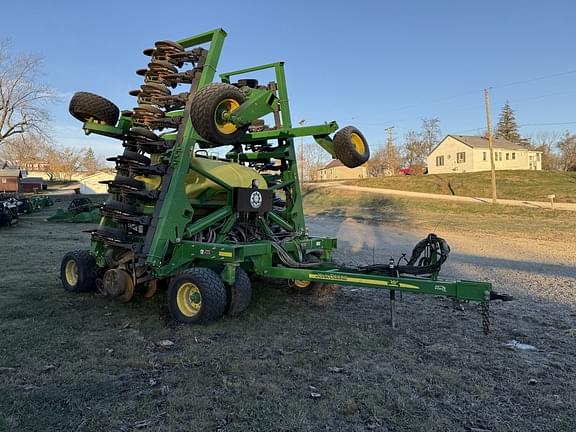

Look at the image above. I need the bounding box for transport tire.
[69,92,120,126]
[60,250,98,293]
[333,126,370,168]
[291,280,325,294]
[225,267,252,316]
[167,267,227,324]
[190,83,248,145]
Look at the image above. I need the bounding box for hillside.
[350,170,576,203]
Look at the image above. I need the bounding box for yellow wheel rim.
[294,280,311,289]
[214,98,240,135]
[65,260,79,286]
[350,132,366,154]
[176,282,202,317]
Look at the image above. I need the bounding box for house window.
[456,152,466,163]
[483,152,487,161]
[506,153,509,160]
[435,156,444,166]
[537,153,541,161]
[512,153,515,160]
[1,178,6,184]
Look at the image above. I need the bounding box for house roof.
[320,159,345,170]
[0,169,23,177]
[20,177,46,184]
[449,135,528,151]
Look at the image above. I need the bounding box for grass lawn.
[1,195,575,431]
[349,170,576,203]
[303,186,576,242]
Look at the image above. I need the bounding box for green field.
[350,170,576,203]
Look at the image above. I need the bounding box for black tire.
[167,267,227,324]
[190,83,248,145]
[69,92,120,126]
[60,250,97,293]
[333,126,370,168]
[225,267,252,316]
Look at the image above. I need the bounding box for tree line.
[0,40,104,179]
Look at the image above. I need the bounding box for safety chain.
[480,301,490,335]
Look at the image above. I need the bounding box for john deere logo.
[250,191,262,209]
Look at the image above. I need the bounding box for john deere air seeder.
[61,29,507,332]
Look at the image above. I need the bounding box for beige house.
[427,135,542,174]
[78,171,115,194]
[317,159,368,180]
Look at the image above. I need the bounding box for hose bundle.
[360,233,450,276]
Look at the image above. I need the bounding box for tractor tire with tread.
[333,126,370,168]
[60,250,98,293]
[190,83,248,145]
[167,267,227,324]
[69,92,120,126]
[225,267,252,316]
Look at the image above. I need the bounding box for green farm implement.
[60,29,508,332]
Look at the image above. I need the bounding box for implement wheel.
[291,280,325,294]
[167,268,227,324]
[60,250,97,293]
[333,126,370,168]
[225,267,252,316]
[190,83,248,145]
[69,92,120,126]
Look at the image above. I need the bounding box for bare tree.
[403,129,425,172]
[367,144,387,177]
[0,40,55,145]
[301,142,329,181]
[0,133,44,167]
[420,118,442,156]
[558,131,576,171]
[530,131,561,170]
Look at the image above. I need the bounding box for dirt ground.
[0,199,575,431]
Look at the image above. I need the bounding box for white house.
[427,135,542,174]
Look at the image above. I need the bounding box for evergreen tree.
[82,147,98,172]
[495,101,524,145]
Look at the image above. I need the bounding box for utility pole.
[384,126,394,176]
[484,89,497,203]
[299,119,305,185]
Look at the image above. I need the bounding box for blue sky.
[2,0,575,158]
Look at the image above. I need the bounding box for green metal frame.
[81,29,493,310]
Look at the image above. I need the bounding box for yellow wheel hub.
[294,280,311,289]
[214,98,240,135]
[176,282,202,317]
[65,260,79,286]
[350,132,366,154]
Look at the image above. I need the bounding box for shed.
[19,177,48,193]
[0,169,23,193]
